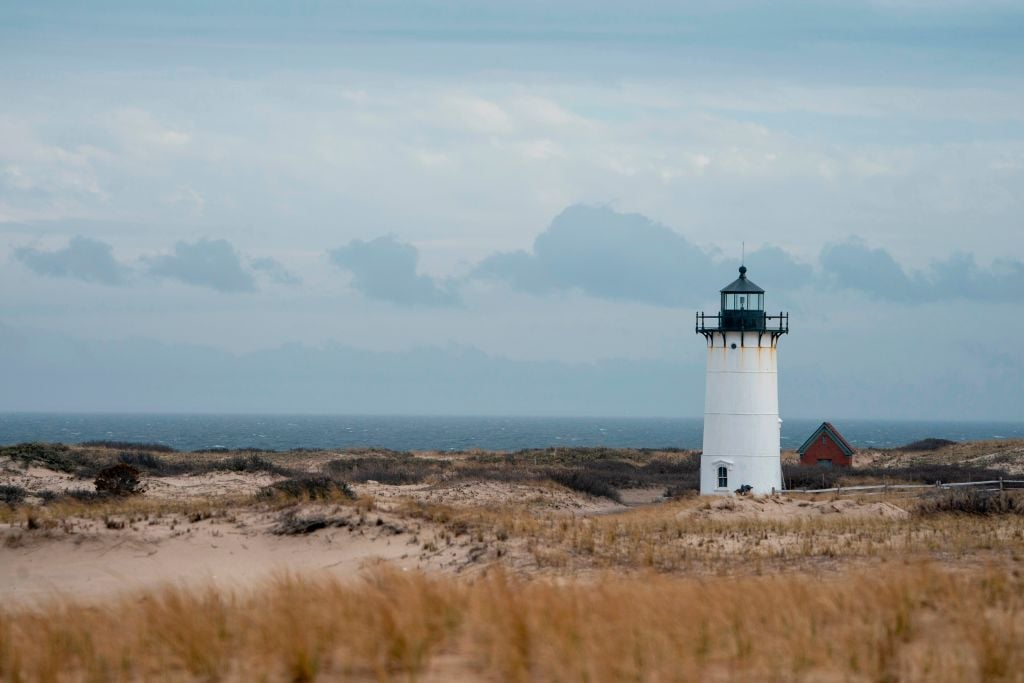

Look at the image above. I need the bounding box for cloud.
[251,256,301,286]
[13,236,128,285]
[145,239,255,292]
[821,239,1024,302]
[474,204,726,307]
[927,252,1024,302]
[820,238,917,301]
[329,236,458,307]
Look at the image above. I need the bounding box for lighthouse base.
[699,454,781,496]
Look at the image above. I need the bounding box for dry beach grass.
[1,563,1022,682]
[2,439,1024,681]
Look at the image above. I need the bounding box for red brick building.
[797,422,855,468]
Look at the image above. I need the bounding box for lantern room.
[717,266,771,333]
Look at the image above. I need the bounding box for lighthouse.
[695,265,789,495]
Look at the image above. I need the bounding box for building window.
[817,459,833,469]
[717,466,728,488]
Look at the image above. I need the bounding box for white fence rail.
[789,479,1024,495]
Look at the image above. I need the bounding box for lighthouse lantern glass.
[721,292,763,311]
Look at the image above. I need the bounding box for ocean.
[1,413,1022,452]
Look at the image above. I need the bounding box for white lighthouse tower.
[696,265,788,495]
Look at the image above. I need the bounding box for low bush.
[548,470,622,502]
[117,451,186,475]
[917,489,1023,516]
[94,464,144,496]
[783,465,841,490]
[784,462,1008,490]
[325,455,447,485]
[896,438,957,451]
[259,476,353,501]
[217,454,291,476]
[0,484,26,506]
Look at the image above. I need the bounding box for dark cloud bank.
[14,236,128,286]
[12,205,1024,305]
[13,237,299,291]
[329,204,1022,308]
[470,205,1022,306]
[145,239,256,292]
[329,236,458,307]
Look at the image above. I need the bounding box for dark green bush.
[0,484,26,506]
[94,464,144,496]
[896,438,957,451]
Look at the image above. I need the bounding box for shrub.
[896,438,957,451]
[784,462,1008,490]
[548,470,622,502]
[0,484,26,506]
[217,454,291,476]
[118,451,182,475]
[783,465,841,490]
[94,464,144,496]
[917,490,1023,516]
[259,476,353,501]
[325,456,446,485]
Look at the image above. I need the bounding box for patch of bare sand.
[680,495,910,521]
[0,502,500,606]
[144,471,281,499]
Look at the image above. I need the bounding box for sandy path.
[0,509,480,606]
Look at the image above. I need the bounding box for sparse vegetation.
[1,442,103,476]
[5,438,1024,680]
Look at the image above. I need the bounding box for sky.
[1,1,1023,420]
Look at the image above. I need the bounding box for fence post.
[1000,477,1004,492]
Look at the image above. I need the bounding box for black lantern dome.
[696,265,788,343]
[720,265,764,311]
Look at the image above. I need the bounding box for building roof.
[797,422,856,456]
[720,265,765,294]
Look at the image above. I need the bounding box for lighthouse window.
[717,466,728,488]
